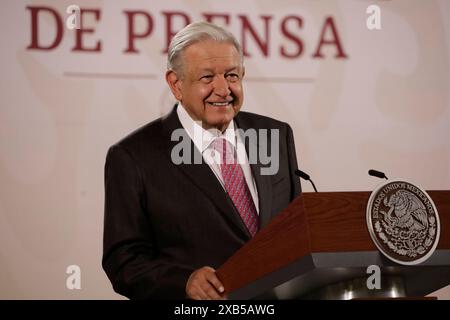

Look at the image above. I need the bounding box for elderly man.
[103,21,301,300]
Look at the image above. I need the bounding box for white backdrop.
[1,0,449,299]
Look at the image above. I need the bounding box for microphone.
[368,169,388,180]
[295,169,318,192]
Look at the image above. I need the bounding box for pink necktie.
[213,138,259,237]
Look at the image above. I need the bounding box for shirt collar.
[177,103,237,153]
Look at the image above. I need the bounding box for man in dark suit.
[102,21,301,300]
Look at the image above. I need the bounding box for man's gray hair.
[167,21,243,75]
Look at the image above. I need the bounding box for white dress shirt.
[177,104,260,214]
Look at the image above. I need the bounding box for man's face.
[166,40,244,132]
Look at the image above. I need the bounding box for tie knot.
[212,138,235,165]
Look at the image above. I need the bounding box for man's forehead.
[192,55,240,65]
[189,60,241,74]
[184,41,239,58]
[180,41,242,74]
[185,53,241,72]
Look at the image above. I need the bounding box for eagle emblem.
[367,180,440,265]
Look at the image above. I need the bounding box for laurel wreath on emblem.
[373,190,437,258]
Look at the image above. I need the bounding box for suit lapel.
[161,106,251,239]
[234,114,273,229]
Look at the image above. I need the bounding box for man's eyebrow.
[197,66,240,74]
[225,66,239,73]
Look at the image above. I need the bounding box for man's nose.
[213,76,231,97]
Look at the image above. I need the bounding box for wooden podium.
[216,191,450,299]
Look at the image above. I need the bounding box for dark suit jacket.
[102,105,301,299]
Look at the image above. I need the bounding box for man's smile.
[206,98,234,107]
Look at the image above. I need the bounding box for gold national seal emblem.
[366,180,440,265]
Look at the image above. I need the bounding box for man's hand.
[186,266,226,300]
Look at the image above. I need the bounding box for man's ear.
[165,70,182,101]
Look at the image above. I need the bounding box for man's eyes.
[226,73,240,81]
[199,74,240,82]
